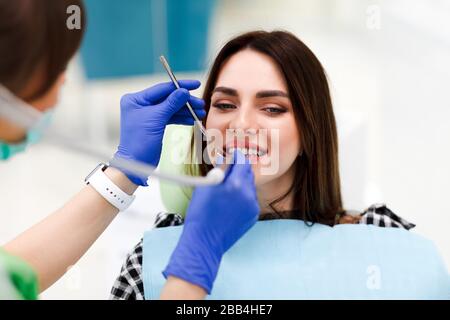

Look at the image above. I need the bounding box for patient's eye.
[212,103,236,110]
[263,106,287,114]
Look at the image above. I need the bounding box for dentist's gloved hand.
[163,150,260,294]
[113,80,205,186]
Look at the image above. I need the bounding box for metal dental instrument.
[159,55,227,164]
[0,84,225,186]
[159,56,207,137]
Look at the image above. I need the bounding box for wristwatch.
[85,163,135,211]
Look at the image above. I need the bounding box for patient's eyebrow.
[212,86,238,96]
[255,90,289,98]
[212,87,289,99]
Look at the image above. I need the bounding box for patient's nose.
[229,105,256,134]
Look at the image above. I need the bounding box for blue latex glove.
[113,80,205,186]
[162,150,260,294]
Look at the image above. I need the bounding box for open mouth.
[223,140,268,159]
[224,146,268,157]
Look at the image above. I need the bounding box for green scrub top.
[0,248,38,300]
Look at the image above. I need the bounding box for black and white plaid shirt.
[110,204,415,300]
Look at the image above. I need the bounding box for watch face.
[85,163,106,182]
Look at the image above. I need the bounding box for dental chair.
[149,125,450,299]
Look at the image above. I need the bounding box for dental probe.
[159,55,227,164]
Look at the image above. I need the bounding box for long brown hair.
[0,0,85,101]
[188,30,343,226]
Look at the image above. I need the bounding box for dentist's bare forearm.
[2,167,137,292]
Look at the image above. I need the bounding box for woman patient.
[110,30,414,299]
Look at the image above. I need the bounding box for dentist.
[0,0,259,299]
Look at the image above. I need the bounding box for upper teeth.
[226,147,267,156]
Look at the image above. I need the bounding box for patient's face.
[206,49,301,187]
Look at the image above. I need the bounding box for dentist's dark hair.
[0,0,85,101]
[191,30,343,226]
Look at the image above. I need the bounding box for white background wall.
[1,0,449,299]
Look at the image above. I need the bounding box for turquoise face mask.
[0,111,53,160]
[0,85,53,161]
